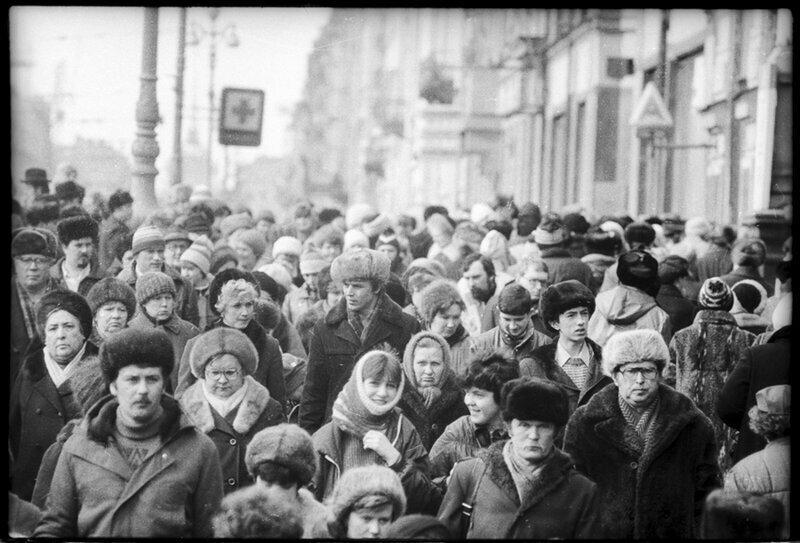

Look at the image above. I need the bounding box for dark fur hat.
[539,280,595,331]
[107,189,133,213]
[617,250,659,296]
[245,423,318,487]
[54,180,85,202]
[57,215,98,246]
[86,277,137,316]
[501,377,569,426]
[99,327,175,383]
[12,227,58,258]
[35,288,93,339]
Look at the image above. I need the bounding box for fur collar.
[85,393,186,445]
[693,309,737,326]
[179,376,272,434]
[325,291,402,327]
[478,440,575,510]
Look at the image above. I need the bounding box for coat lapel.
[481,442,520,507]
[518,449,571,512]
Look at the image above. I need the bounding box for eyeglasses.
[16,256,52,267]
[617,367,659,380]
[205,368,241,381]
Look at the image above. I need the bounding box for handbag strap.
[459,460,487,538]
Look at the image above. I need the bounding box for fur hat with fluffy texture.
[616,250,659,295]
[68,355,108,415]
[107,190,133,213]
[328,465,406,530]
[189,327,259,378]
[212,485,304,539]
[501,377,569,425]
[231,228,267,259]
[330,248,391,287]
[57,215,98,245]
[538,280,595,331]
[245,423,318,486]
[272,235,303,258]
[86,277,137,317]
[35,288,93,339]
[12,227,58,258]
[99,327,175,383]
[417,279,465,325]
[602,328,669,377]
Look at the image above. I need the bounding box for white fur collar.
[180,375,271,434]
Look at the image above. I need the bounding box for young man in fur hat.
[34,327,224,538]
[298,248,421,434]
[438,377,602,539]
[50,215,105,296]
[563,328,721,539]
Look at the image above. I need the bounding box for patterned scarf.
[618,392,661,448]
[347,301,379,343]
[331,356,405,439]
[502,439,549,503]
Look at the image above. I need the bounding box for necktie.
[564,357,589,390]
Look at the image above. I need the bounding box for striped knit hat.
[135,271,176,305]
[532,213,567,246]
[698,277,734,311]
[180,235,214,276]
[131,225,165,255]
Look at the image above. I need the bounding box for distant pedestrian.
[720,238,774,296]
[212,485,304,539]
[98,189,133,273]
[85,277,137,346]
[700,489,784,539]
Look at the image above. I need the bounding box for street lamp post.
[187,8,239,193]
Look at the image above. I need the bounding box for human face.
[44,309,85,364]
[231,239,257,271]
[343,280,378,314]
[94,301,128,338]
[63,237,94,269]
[320,241,342,262]
[550,306,590,344]
[14,254,54,290]
[164,240,189,268]
[520,268,548,300]
[429,226,452,248]
[295,215,313,234]
[363,376,399,406]
[302,272,320,292]
[143,293,175,322]
[110,365,164,425]
[612,361,661,411]
[377,244,398,263]
[463,261,490,293]
[507,419,557,464]
[326,283,343,306]
[412,345,445,387]
[221,296,255,329]
[346,503,394,539]
[498,312,531,340]
[116,203,133,222]
[135,248,164,272]
[464,386,501,427]
[429,303,462,338]
[180,261,203,285]
[203,354,245,399]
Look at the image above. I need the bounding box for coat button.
[630,461,638,469]
[57,411,62,417]
[229,438,237,446]
[35,408,42,415]
[227,478,236,486]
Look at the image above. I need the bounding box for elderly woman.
[398,331,468,451]
[179,327,285,495]
[176,268,287,411]
[9,289,97,502]
[85,277,137,345]
[438,377,602,539]
[416,279,472,377]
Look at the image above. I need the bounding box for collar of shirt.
[62,261,90,290]
[556,340,590,368]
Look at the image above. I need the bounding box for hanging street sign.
[219,88,265,146]
[630,81,673,138]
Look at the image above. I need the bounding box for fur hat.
[299,249,328,275]
[331,248,391,286]
[189,327,258,378]
[343,229,370,251]
[210,246,239,275]
[12,227,58,258]
[99,327,175,383]
[698,277,735,311]
[500,377,569,425]
[616,250,659,295]
[272,235,303,258]
[405,258,447,279]
[362,213,392,239]
[345,203,377,230]
[700,489,784,539]
[658,255,690,284]
[328,465,406,529]
[232,228,267,259]
[384,514,452,540]
[86,277,137,316]
[732,238,767,267]
[244,423,318,486]
[254,299,282,331]
[532,213,567,246]
[426,213,454,236]
[731,279,768,315]
[562,212,591,235]
[35,288,93,338]
[313,223,345,248]
[602,329,669,377]
[497,282,532,316]
[219,212,253,239]
[684,216,712,239]
[258,262,294,294]
[624,222,656,248]
[135,271,176,305]
[107,189,133,213]
[208,268,260,315]
[470,203,494,226]
[538,280,595,330]
[56,215,98,245]
[180,235,213,276]
[68,355,108,415]
[131,225,165,256]
[212,485,304,539]
[417,279,464,325]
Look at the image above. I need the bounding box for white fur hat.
[602,329,669,378]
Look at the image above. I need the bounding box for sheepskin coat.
[438,442,602,539]
[667,309,756,471]
[563,383,721,539]
[179,376,285,494]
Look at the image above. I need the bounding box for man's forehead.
[118,365,164,376]
[620,361,658,370]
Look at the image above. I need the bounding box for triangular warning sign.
[630,81,674,129]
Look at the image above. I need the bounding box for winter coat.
[176,318,287,411]
[587,284,672,347]
[8,491,42,538]
[179,377,285,494]
[720,267,774,297]
[445,325,474,378]
[398,370,469,451]
[310,410,440,515]
[438,442,602,539]
[31,419,80,509]
[724,436,790,539]
[695,243,733,283]
[10,279,58,388]
[117,261,200,327]
[469,325,552,362]
[730,309,770,335]
[9,339,96,501]
[98,215,131,274]
[716,325,790,463]
[273,311,307,359]
[667,310,756,470]
[49,257,107,297]
[656,283,698,334]
[540,246,594,289]
[429,415,508,480]
[33,395,224,538]
[563,383,721,539]
[298,291,421,434]
[128,311,200,393]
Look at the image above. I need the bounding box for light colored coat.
[587,284,672,347]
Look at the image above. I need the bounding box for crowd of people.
[8,166,792,539]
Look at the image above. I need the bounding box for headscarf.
[401,331,452,408]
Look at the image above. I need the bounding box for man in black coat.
[655,255,698,334]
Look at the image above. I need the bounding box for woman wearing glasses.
[180,327,285,495]
[563,329,721,539]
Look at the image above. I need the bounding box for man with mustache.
[458,253,514,336]
[50,215,105,296]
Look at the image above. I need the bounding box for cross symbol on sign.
[232,99,256,125]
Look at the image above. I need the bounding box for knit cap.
[210,246,239,275]
[755,384,790,415]
[180,235,214,276]
[698,277,735,311]
[182,212,212,237]
[272,235,303,258]
[86,277,137,316]
[219,212,253,239]
[343,229,370,251]
[131,225,165,256]
[135,271,176,305]
[244,423,318,486]
[164,226,191,245]
[731,279,768,315]
[299,249,327,275]
[532,213,567,246]
[330,248,391,286]
[189,327,259,378]
[328,465,406,529]
[231,228,268,258]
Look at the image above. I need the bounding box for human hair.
[408,272,438,295]
[212,485,304,539]
[585,226,623,256]
[251,461,300,490]
[747,405,790,441]
[361,350,402,386]
[398,214,416,231]
[215,279,258,314]
[464,352,520,404]
[418,279,465,325]
[461,252,495,278]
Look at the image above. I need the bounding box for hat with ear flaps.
[56,215,98,245]
[601,328,669,378]
[330,248,391,287]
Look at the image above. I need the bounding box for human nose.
[368,520,381,535]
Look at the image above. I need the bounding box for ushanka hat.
[501,377,569,425]
[86,277,137,316]
[698,277,735,311]
[35,288,93,339]
[56,215,98,245]
[538,279,595,330]
[12,227,58,258]
[245,423,318,486]
[99,327,174,384]
[330,248,391,286]
[617,250,659,295]
[189,327,258,378]
[107,189,133,213]
[602,328,669,377]
[54,180,85,201]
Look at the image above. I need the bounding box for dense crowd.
[8,166,792,539]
